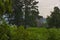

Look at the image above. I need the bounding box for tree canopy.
[47,7,60,28]
[6,0,40,27]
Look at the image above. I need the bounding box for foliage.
[0,0,12,15]
[0,1,12,40]
[24,0,39,27]
[5,0,40,27]
[48,28,60,40]
[0,0,12,25]
[47,7,60,28]
[0,23,10,40]
[1,24,60,40]
[27,27,49,40]
[8,0,24,26]
[27,27,60,40]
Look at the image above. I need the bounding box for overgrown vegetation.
[0,24,60,40]
[0,0,60,40]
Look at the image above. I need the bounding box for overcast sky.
[36,0,60,18]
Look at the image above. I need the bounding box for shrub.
[1,25,60,40]
[0,24,10,40]
[48,28,60,40]
[27,28,49,40]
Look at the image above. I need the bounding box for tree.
[6,0,39,27]
[9,0,24,26]
[47,7,60,28]
[0,0,12,24]
[0,0,12,40]
[23,0,39,27]
[4,0,24,26]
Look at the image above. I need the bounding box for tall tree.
[47,7,60,28]
[6,0,24,26]
[24,0,39,27]
[0,0,12,24]
[10,0,23,26]
[7,0,39,27]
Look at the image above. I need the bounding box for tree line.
[47,7,60,28]
[0,0,41,28]
[0,0,60,28]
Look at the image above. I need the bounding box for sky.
[36,0,60,18]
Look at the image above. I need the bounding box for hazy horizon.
[36,0,60,18]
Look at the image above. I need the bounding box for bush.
[48,28,60,40]
[1,25,60,40]
[27,27,60,40]
[27,28,49,40]
[0,24,10,40]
